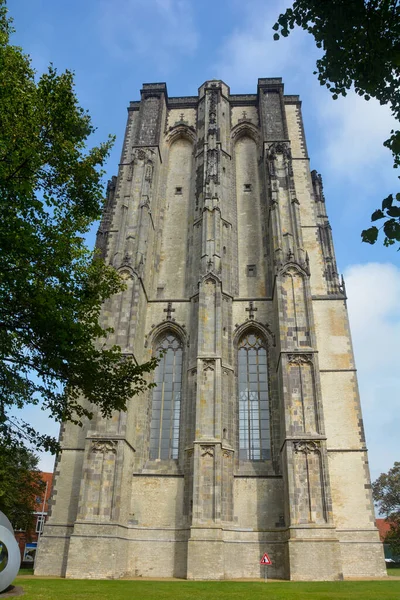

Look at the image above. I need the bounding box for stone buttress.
[35,79,386,581]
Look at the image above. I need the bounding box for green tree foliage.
[372,462,400,556]
[273,0,400,247]
[0,1,157,453]
[0,442,45,531]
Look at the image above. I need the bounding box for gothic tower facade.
[35,79,386,581]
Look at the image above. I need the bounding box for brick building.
[15,471,53,563]
[376,518,400,562]
[35,79,386,580]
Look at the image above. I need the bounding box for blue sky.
[9,0,399,483]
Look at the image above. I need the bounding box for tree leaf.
[371,209,385,221]
[361,226,379,244]
[387,206,400,218]
[0,2,157,454]
[382,194,393,210]
[384,218,400,241]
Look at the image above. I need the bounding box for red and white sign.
[260,553,272,565]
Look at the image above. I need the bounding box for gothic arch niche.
[234,135,266,297]
[149,330,183,461]
[103,267,137,350]
[287,354,320,435]
[292,441,328,524]
[157,136,193,297]
[231,122,260,146]
[236,328,271,461]
[280,265,311,349]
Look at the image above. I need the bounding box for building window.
[247,264,257,277]
[243,183,252,192]
[238,331,271,460]
[35,514,45,534]
[175,186,183,195]
[150,333,182,460]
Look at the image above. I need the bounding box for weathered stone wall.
[234,477,284,528]
[35,78,385,581]
[130,476,185,528]
[235,136,266,298]
[157,137,193,298]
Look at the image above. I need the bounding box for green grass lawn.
[387,567,400,577]
[12,578,400,600]
[18,567,34,575]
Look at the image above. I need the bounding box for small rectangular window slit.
[247,264,256,277]
[244,183,252,192]
[175,186,183,195]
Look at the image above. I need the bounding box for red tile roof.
[376,518,392,541]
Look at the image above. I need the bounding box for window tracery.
[238,331,271,460]
[150,333,182,460]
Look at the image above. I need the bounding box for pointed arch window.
[150,333,182,460]
[238,331,271,460]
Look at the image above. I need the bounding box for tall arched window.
[238,331,271,460]
[150,333,182,460]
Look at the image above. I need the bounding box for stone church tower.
[35,79,386,581]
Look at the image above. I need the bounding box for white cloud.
[345,262,400,482]
[346,263,400,331]
[318,93,397,182]
[213,0,318,92]
[98,0,198,71]
[212,1,396,185]
[212,2,397,240]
